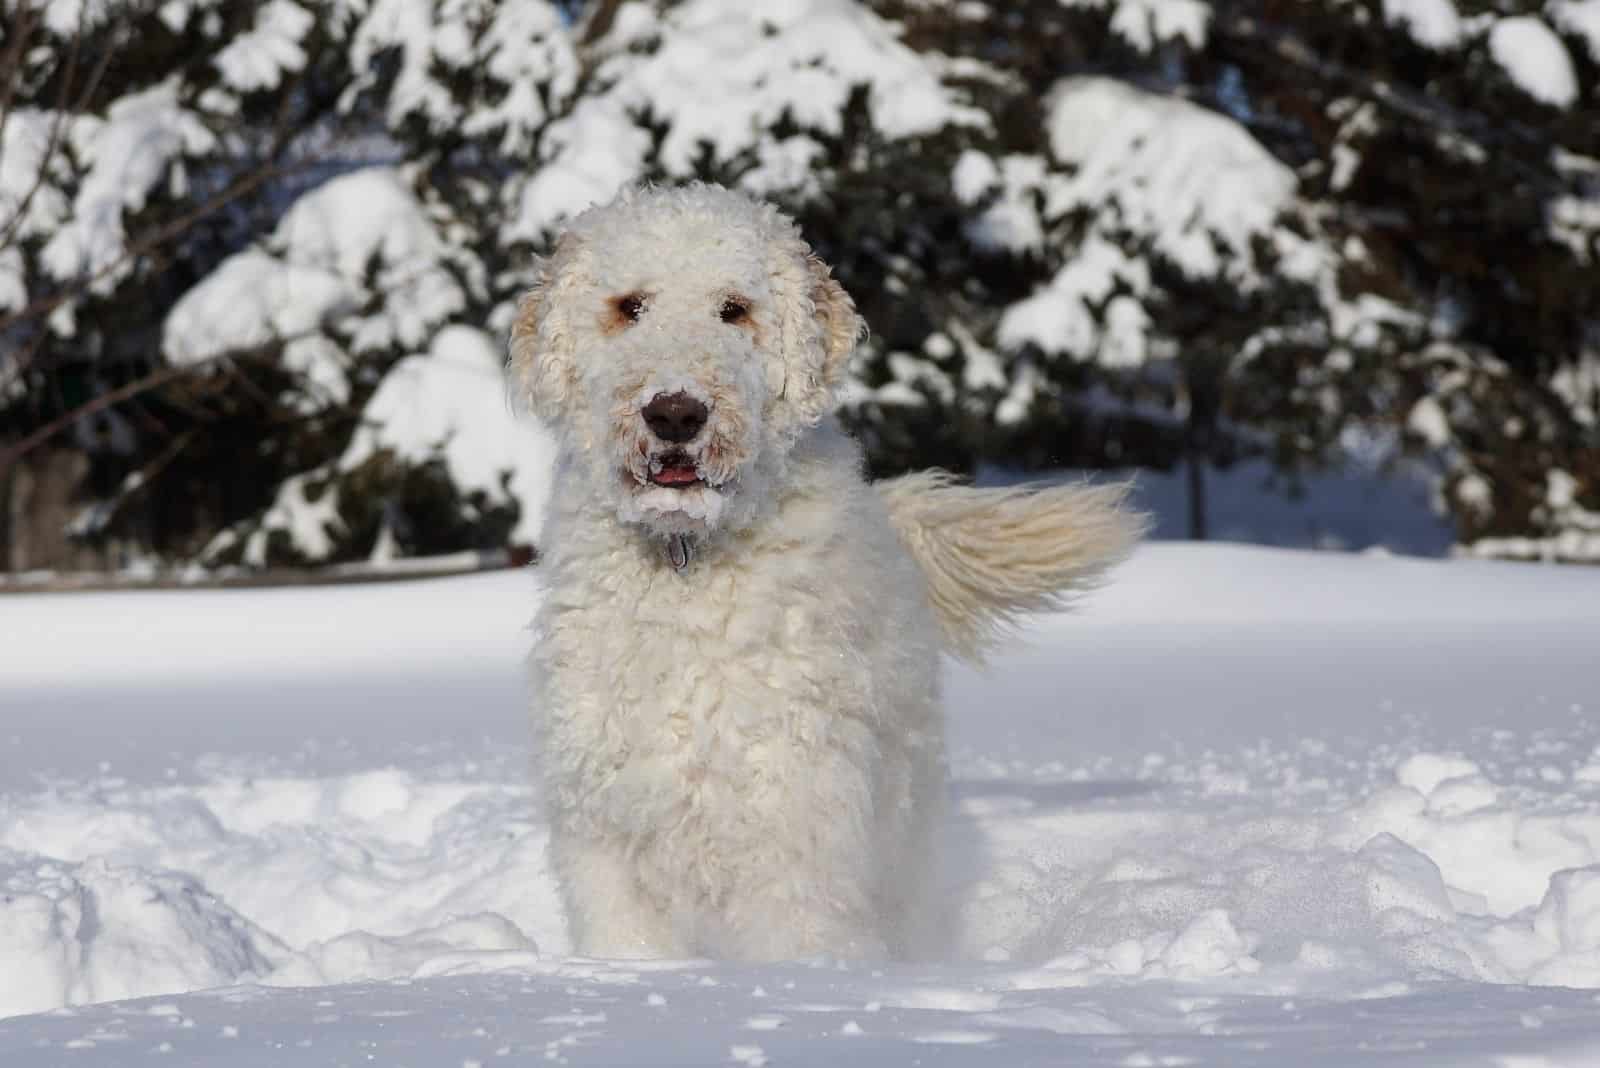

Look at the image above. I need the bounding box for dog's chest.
[534,546,884,826]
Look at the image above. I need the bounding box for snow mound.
[3,544,1600,1063]
[0,766,563,1018]
[0,858,282,1019]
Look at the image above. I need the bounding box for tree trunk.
[3,447,102,571]
[1187,449,1208,541]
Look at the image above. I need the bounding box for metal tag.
[667,533,692,573]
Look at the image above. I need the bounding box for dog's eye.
[719,298,750,324]
[616,294,645,323]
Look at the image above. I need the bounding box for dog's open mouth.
[648,451,702,489]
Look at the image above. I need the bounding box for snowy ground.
[2,544,1599,1065]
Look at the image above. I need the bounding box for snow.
[164,166,468,402]
[0,109,75,310]
[952,149,1001,205]
[458,2,578,156]
[511,98,654,243]
[1060,0,1211,51]
[620,0,982,164]
[162,250,352,401]
[1488,17,1580,109]
[997,236,1150,363]
[271,167,467,353]
[1550,192,1600,266]
[1105,0,1211,52]
[1551,0,1600,61]
[230,323,560,563]
[994,78,1303,364]
[953,153,1050,254]
[510,0,986,237]
[4,544,1600,1063]
[0,109,73,313]
[39,79,216,295]
[348,0,468,134]
[1407,395,1452,447]
[1466,468,1600,562]
[347,0,578,154]
[213,0,314,93]
[338,325,559,546]
[38,0,118,36]
[1549,353,1599,425]
[1044,77,1297,282]
[240,470,342,565]
[1383,0,1466,50]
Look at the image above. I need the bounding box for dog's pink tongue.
[653,464,699,486]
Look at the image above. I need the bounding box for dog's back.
[879,472,1146,664]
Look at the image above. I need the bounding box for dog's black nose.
[642,391,708,444]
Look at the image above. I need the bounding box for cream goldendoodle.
[510,184,1139,962]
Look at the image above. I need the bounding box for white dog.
[510,184,1140,962]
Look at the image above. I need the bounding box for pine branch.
[0,362,207,480]
[577,0,624,48]
[0,1,39,145]
[0,155,309,338]
[1214,9,1565,197]
[0,4,121,252]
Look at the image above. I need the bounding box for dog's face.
[510,185,861,540]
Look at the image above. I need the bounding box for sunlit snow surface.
[3,545,1600,1065]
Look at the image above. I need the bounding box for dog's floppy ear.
[771,236,864,426]
[808,253,863,390]
[509,234,582,424]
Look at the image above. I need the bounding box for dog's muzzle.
[641,391,711,490]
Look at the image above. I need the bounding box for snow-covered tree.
[3,0,1597,570]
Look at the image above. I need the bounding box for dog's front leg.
[702,751,891,962]
[552,831,685,959]
[712,859,889,962]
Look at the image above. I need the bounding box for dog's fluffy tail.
[879,471,1146,663]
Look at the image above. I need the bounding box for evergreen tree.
[2,0,1596,570]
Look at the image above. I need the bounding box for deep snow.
[2,544,1599,1065]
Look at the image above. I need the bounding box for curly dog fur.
[510,184,1141,961]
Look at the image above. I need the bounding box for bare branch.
[0,243,454,478]
[72,425,198,536]
[577,0,625,48]
[1,363,192,480]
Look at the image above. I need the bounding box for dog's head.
[509,184,861,540]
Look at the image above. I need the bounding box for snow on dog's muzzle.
[648,449,704,489]
[610,367,760,550]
